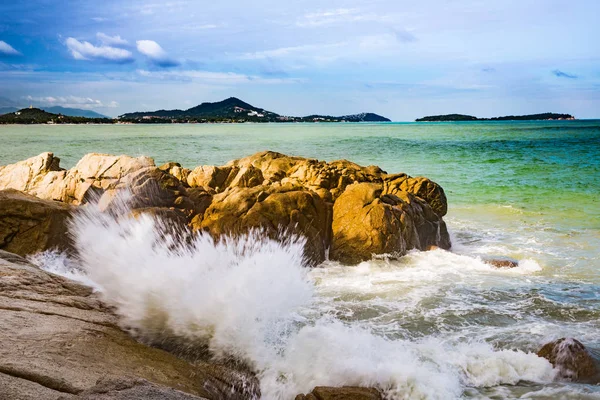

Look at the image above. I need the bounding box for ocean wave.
[31,199,563,399]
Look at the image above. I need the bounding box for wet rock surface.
[0,189,72,256]
[295,386,382,400]
[537,338,599,383]
[0,250,259,400]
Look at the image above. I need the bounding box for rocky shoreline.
[0,151,451,265]
[1,151,598,399]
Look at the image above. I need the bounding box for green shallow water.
[3,120,600,398]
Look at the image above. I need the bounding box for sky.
[0,0,599,120]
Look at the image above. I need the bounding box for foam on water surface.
[31,199,597,399]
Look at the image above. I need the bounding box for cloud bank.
[552,69,578,79]
[0,41,21,56]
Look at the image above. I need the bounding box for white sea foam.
[33,199,561,399]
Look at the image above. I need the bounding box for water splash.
[32,199,559,399]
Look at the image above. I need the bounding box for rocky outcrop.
[0,151,451,264]
[0,250,258,399]
[537,338,599,383]
[329,181,449,264]
[0,152,154,205]
[0,189,72,256]
[195,183,331,265]
[295,386,382,400]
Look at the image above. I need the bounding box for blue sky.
[0,0,598,120]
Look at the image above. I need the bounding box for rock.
[295,386,382,400]
[0,153,156,205]
[385,174,448,217]
[537,338,599,383]
[99,167,187,212]
[0,189,72,256]
[0,152,63,192]
[1,371,75,400]
[187,165,236,190]
[484,257,519,268]
[69,378,206,399]
[226,151,384,201]
[196,184,331,266]
[0,151,451,265]
[0,251,259,399]
[159,162,191,185]
[329,183,404,264]
[330,182,450,264]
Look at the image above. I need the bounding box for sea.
[1,120,599,399]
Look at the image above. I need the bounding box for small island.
[416,112,575,122]
[0,107,113,125]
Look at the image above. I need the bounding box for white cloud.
[238,42,347,61]
[136,40,179,67]
[296,8,392,27]
[97,32,128,46]
[24,95,119,109]
[0,40,21,56]
[65,38,134,63]
[136,69,301,84]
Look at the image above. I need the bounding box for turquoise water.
[3,121,600,398]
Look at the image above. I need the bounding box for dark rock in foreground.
[0,189,72,256]
[0,250,258,399]
[537,338,599,383]
[0,151,451,265]
[295,386,382,400]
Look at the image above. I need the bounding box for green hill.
[0,108,113,124]
[119,97,276,120]
[416,113,575,122]
[119,97,391,123]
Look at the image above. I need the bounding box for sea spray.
[32,198,560,399]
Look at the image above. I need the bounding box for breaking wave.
[33,199,559,399]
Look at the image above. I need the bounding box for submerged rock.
[537,338,599,383]
[483,256,519,268]
[0,189,72,256]
[295,386,382,400]
[0,250,259,399]
[0,151,451,264]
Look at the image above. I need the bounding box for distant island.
[0,107,113,124]
[416,113,575,122]
[0,106,109,119]
[0,97,390,124]
[118,97,390,123]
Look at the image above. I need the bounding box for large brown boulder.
[195,183,332,266]
[537,338,599,383]
[0,189,72,256]
[295,386,382,400]
[0,250,258,399]
[330,182,450,264]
